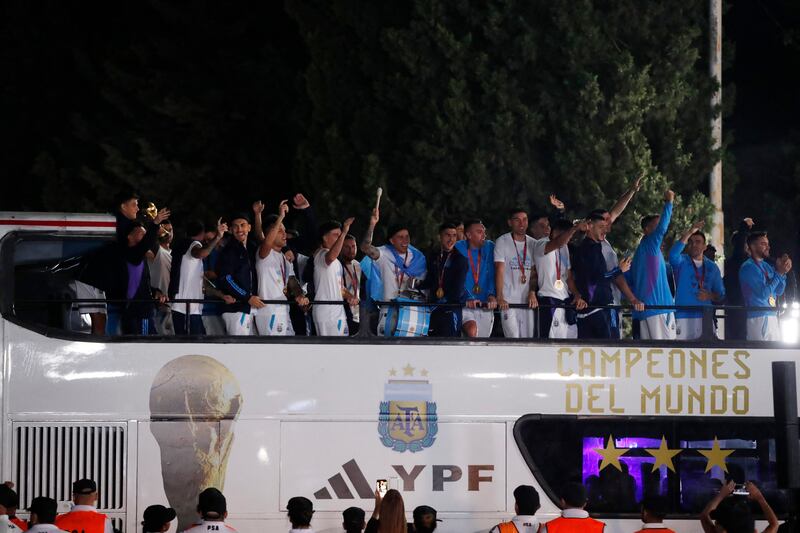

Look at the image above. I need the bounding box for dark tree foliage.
[287,0,720,250]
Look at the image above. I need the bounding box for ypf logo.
[378,364,437,453]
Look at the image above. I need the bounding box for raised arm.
[700,481,734,533]
[252,200,265,242]
[192,218,228,259]
[653,189,675,241]
[746,482,779,533]
[360,208,381,260]
[608,173,643,223]
[258,200,289,259]
[326,218,354,265]
[544,220,587,254]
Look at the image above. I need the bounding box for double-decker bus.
[0,211,797,533]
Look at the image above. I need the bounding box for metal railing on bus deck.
[12,294,799,343]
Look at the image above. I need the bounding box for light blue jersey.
[740,258,785,318]
[630,201,674,320]
[455,240,496,302]
[668,242,725,319]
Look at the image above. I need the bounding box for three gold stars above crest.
[594,436,733,473]
[388,364,428,377]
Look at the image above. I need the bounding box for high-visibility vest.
[55,511,107,533]
[546,516,605,533]
[9,518,27,531]
[496,522,519,533]
[634,528,676,533]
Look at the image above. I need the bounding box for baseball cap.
[514,485,540,514]
[228,212,252,225]
[413,505,442,522]
[0,485,16,508]
[342,506,365,527]
[198,488,227,516]
[73,479,97,494]
[27,497,57,517]
[142,504,177,529]
[287,496,313,515]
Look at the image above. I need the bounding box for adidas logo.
[313,459,374,499]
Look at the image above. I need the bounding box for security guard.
[141,505,176,533]
[25,497,65,533]
[490,485,540,533]
[0,485,21,533]
[55,480,112,533]
[541,482,605,533]
[181,489,236,533]
[2,483,27,531]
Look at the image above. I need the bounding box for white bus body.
[0,213,796,533]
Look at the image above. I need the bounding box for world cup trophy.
[149,355,243,530]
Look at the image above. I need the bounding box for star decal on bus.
[644,437,681,472]
[698,437,735,472]
[594,435,628,471]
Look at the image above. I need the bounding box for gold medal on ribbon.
[554,279,565,290]
[520,274,527,284]
[436,288,444,299]
[769,296,777,307]
[473,284,481,294]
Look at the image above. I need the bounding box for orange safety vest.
[634,529,676,533]
[10,517,28,531]
[546,516,605,533]
[496,522,519,533]
[55,510,107,533]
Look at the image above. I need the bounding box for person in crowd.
[255,201,310,336]
[1,483,26,531]
[216,212,264,335]
[141,504,176,533]
[199,227,231,335]
[342,507,366,533]
[104,222,167,335]
[422,222,468,337]
[740,231,792,341]
[55,479,113,533]
[365,489,411,533]
[169,219,229,335]
[574,213,643,339]
[286,496,314,532]
[541,482,605,533]
[71,254,109,336]
[490,485,541,533]
[23,497,60,533]
[528,213,551,241]
[361,208,426,335]
[494,207,538,338]
[0,485,20,533]
[705,244,718,262]
[669,220,725,340]
[182,488,235,533]
[411,506,440,533]
[340,234,362,335]
[455,219,497,337]
[533,219,589,339]
[634,496,673,533]
[314,218,356,336]
[700,481,778,533]
[725,218,754,340]
[147,223,174,335]
[628,189,676,339]
[591,174,643,337]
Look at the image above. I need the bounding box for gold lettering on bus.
[557,348,573,377]
[688,385,705,414]
[666,384,682,414]
[625,349,642,377]
[641,386,661,413]
[733,351,751,379]
[733,386,749,414]
[668,349,685,378]
[712,351,729,379]
[587,384,604,413]
[689,350,707,379]
[566,383,581,413]
[579,349,596,377]
[600,350,621,377]
[647,350,664,378]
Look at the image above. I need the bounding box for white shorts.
[254,305,294,336]
[223,311,254,336]
[549,307,578,339]
[747,315,780,341]
[639,313,677,340]
[676,317,703,340]
[313,307,348,336]
[70,280,106,314]
[462,307,495,338]
[500,308,535,338]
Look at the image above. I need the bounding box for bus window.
[513,415,791,518]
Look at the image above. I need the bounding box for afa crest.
[378,364,438,453]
